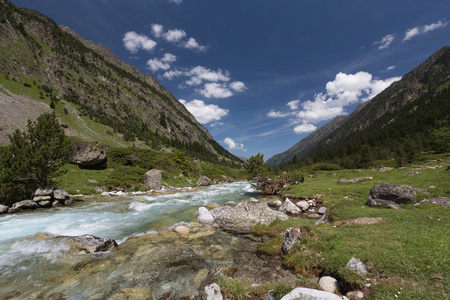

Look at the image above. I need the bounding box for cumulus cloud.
[151,24,164,38]
[230,81,247,92]
[269,71,401,134]
[146,53,177,72]
[187,66,230,85]
[184,37,208,52]
[164,29,187,42]
[374,34,395,50]
[403,20,448,41]
[224,137,247,151]
[167,0,182,4]
[123,31,157,53]
[179,99,228,124]
[198,83,233,98]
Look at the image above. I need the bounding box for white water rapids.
[0,181,257,288]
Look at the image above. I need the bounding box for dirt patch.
[334,217,384,227]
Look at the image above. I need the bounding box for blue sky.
[10,0,450,160]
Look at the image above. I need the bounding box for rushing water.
[0,181,257,297]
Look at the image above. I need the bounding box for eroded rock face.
[282,227,303,255]
[367,183,417,207]
[143,169,163,190]
[210,200,289,232]
[70,143,107,169]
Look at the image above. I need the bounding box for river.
[0,181,264,299]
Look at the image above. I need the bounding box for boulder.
[318,207,327,214]
[197,207,215,223]
[319,276,339,293]
[69,234,118,253]
[70,143,107,169]
[346,257,368,276]
[210,200,289,232]
[282,227,303,254]
[315,214,330,225]
[143,169,163,190]
[296,200,310,211]
[413,197,450,208]
[197,176,211,187]
[279,199,301,215]
[204,283,223,300]
[34,186,54,197]
[32,195,52,202]
[367,183,417,207]
[12,200,37,210]
[404,171,420,177]
[53,189,70,200]
[37,200,52,208]
[268,200,282,208]
[338,177,373,184]
[0,204,9,214]
[281,287,345,300]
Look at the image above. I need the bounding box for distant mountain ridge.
[267,45,450,166]
[0,0,239,164]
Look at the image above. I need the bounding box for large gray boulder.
[197,176,211,187]
[70,143,107,169]
[12,200,38,210]
[143,169,163,190]
[34,186,54,197]
[198,207,215,223]
[281,287,345,300]
[279,199,301,215]
[210,200,289,232]
[53,189,70,200]
[367,183,417,207]
[0,204,9,214]
[68,234,118,253]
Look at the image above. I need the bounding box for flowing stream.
[0,181,260,298]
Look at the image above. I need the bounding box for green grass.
[253,158,450,299]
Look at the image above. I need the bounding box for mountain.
[0,0,239,164]
[267,45,450,166]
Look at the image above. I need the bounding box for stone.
[413,197,450,208]
[346,291,364,299]
[197,176,211,187]
[250,197,259,203]
[338,177,373,184]
[315,214,330,225]
[296,200,310,211]
[8,207,19,213]
[95,187,104,193]
[264,290,277,300]
[207,203,220,209]
[70,143,107,169]
[64,199,73,206]
[367,183,417,207]
[175,225,190,238]
[210,200,288,232]
[268,200,282,208]
[88,179,99,184]
[198,207,215,223]
[378,167,393,172]
[224,201,237,206]
[282,227,303,254]
[33,195,52,202]
[346,257,368,276]
[318,207,327,214]
[307,213,322,219]
[204,283,223,300]
[53,189,70,200]
[12,200,37,210]
[281,287,345,300]
[34,186,54,197]
[37,200,52,208]
[0,204,9,214]
[52,200,62,207]
[279,199,301,215]
[110,287,152,300]
[319,276,339,293]
[404,171,420,177]
[143,169,163,190]
[69,234,118,253]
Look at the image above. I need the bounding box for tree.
[430,127,450,153]
[245,153,268,179]
[0,113,71,205]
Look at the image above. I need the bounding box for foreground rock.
[346,257,368,276]
[198,207,215,223]
[210,200,289,232]
[70,142,107,169]
[0,204,8,214]
[281,287,345,300]
[68,234,118,253]
[319,276,339,293]
[204,283,223,300]
[282,227,303,254]
[367,183,417,207]
[143,169,163,190]
[413,197,450,208]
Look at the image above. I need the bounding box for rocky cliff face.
[267,45,450,166]
[0,0,236,162]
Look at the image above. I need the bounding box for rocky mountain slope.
[0,0,238,163]
[267,45,450,166]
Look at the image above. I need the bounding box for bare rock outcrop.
[367,183,417,207]
[70,143,107,169]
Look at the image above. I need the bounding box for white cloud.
[374,34,395,50]
[188,66,230,84]
[184,37,208,52]
[230,81,247,92]
[403,20,448,41]
[123,31,157,53]
[198,83,233,98]
[151,24,164,38]
[163,70,184,80]
[168,0,182,4]
[179,99,228,124]
[146,53,177,72]
[387,65,396,71]
[294,123,317,134]
[164,29,187,43]
[224,137,247,152]
[287,100,300,110]
[268,71,401,134]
